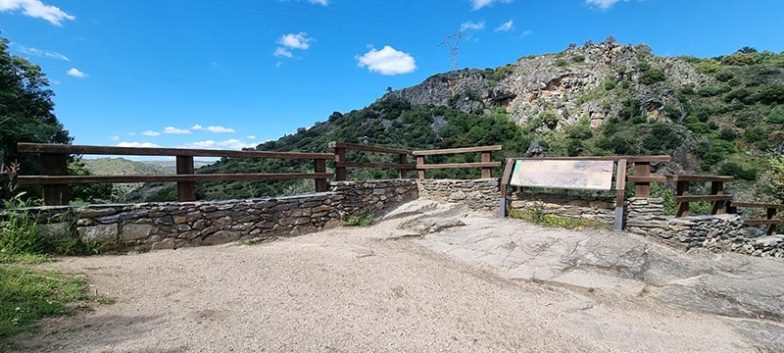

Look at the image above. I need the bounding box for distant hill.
[82,158,216,201]
[141,41,784,202]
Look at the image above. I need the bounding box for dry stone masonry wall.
[508,193,616,226]
[626,198,784,258]
[416,179,500,213]
[29,180,417,251]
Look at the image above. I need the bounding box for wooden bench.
[728,202,784,235]
[672,174,735,217]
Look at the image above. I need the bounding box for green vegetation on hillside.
[186,46,784,203]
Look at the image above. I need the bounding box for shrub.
[715,71,735,82]
[0,194,43,259]
[695,60,722,74]
[571,55,585,63]
[639,68,666,85]
[719,162,758,181]
[344,214,374,227]
[768,107,784,124]
[603,76,617,91]
[719,128,738,141]
[555,59,568,67]
[541,111,559,129]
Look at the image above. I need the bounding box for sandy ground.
[17,221,766,353]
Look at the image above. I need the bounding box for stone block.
[121,223,153,241]
[77,224,118,242]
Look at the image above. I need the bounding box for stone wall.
[626,197,784,258]
[416,179,499,213]
[330,179,418,217]
[26,179,417,251]
[508,193,616,226]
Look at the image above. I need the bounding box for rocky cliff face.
[385,42,710,130]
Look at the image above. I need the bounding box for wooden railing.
[672,174,734,217]
[728,202,784,235]
[412,145,503,179]
[16,143,333,205]
[329,142,414,181]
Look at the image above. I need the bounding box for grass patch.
[0,265,96,350]
[343,214,375,227]
[508,208,607,230]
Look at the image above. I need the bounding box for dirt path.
[19,223,761,353]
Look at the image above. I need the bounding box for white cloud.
[521,30,532,37]
[66,67,86,78]
[585,0,624,9]
[110,136,119,141]
[181,139,255,150]
[357,46,416,76]
[116,141,161,148]
[10,43,69,61]
[495,20,514,32]
[309,0,328,5]
[278,32,312,50]
[142,130,161,137]
[273,47,293,58]
[192,125,235,133]
[0,0,75,26]
[460,21,485,32]
[470,0,512,10]
[247,135,256,140]
[163,126,191,135]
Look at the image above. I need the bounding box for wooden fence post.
[398,154,408,179]
[634,161,651,198]
[481,152,492,179]
[416,156,425,180]
[711,181,725,214]
[176,155,196,202]
[766,207,777,235]
[41,153,70,206]
[613,159,627,232]
[676,180,690,217]
[314,159,328,192]
[334,146,346,181]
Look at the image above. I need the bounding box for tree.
[0,34,72,200]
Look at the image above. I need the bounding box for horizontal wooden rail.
[412,145,503,156]
[416,162,502,170]
[626,175,668,183]
[674,195,733,202]
[17,143,333,160]
[522,155,671,162]
[335,162,416,170]
[415,145,503,179]
[731,202,784,210]
[330,142,413,180]
[328,142,411,155]
[672,174,735,182]
[17,173,333,185]
[744,219,784,226]
[18,142,333,205]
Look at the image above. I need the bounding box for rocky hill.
[140,41,784,202]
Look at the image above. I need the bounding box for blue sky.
[2,0,783,152]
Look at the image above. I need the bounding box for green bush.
[555,59,568,67]
[718,128,738,141]
[571,55,585,63]
[715,71,735,82]
[767,107,784,124]
[344,214,374,227]
[541,111,559,129]
[639,68,666,85]
[0,194,43,259]
[719,162,758,181]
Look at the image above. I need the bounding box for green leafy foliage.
[0,36,71,201]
